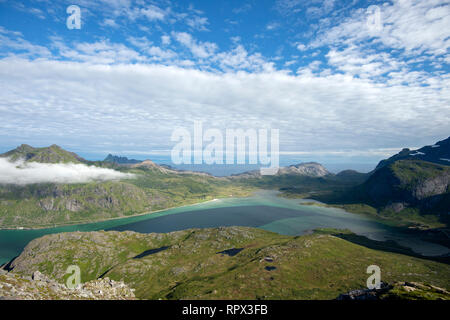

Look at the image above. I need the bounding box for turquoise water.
[0,190,448,265]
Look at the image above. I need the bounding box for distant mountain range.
[278,162,330,176]
[231,162,332,178]
[0,137,449,228]
[0,145,250,228]
[104,154,141,164]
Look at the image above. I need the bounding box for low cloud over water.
[0,158,135,185]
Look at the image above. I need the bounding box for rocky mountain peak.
[375,136,450,170]
[278,162,330,177]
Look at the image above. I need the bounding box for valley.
[3,226,449,300]
[0,137,449,300]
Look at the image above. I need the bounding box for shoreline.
[0,197,229,231]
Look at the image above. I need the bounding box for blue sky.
[0,0,449,169]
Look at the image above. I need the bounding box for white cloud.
[313,0,450,57]
[326,46,404,79]
[161,35,171,45]
[125,4,167,22]
[127,36,152,50]
[213,45,274,72]
[186,16,209,31]
[101,18,119,28]
[0,158,135,185]
[305,0,450,82]
[140,5,166,21]
[10,2,46,20]
[0,27,51,59]
[266,22,280,30]
[52,38,145,64]
[147,46,177,61]
[0,0,448,159]
[0,58,448,155]
[296,43,307,51]
[172,32,217,59]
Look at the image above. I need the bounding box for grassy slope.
[6,227,450,300]
[0,145,255,228]
[282,160,450,228]
[235,172,367,200]
[1,144,85,163]
[0,166,253,228]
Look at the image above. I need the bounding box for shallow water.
[0,190,448,265]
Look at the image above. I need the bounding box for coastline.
[0,197,227,231]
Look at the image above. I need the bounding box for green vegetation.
[0,143,448,231]
[390,160,449,189]
[292,160,450,228]
[6,227,450,300]
[379,282,450,300]
[0,165,254,229]
[302,202,444,228]
[235,173,366,201]
[1,144,85,163]
[0,144,257,229]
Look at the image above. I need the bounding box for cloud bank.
[0,58,448,156]
[0,0,448,163]
[0,158,136,185]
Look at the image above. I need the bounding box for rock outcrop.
[336,282,391,300]
[337,281,450,300]
[277,162,330,177]
[3,227,449,300]
[360,159,450,214]
[0,269,135,300]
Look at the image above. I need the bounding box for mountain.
[3,227,449,300]
[334,170,368,183]
[277,162,330,177]
[131,159,162,169]
[104,154,141,165]
[376,136,450,170]
[360,160,450,216]
[313,137,450,227]
[0,144,86,163]
[0,145,251,228]
[361,137,450,218]
[231,162,331,178]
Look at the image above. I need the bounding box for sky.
[0,0,449,170]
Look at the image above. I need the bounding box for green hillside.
[5,227,449,300]
[0,167,251,229]
[0,145,253,228]
[1,144,86,163]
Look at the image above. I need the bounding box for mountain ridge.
[375,136,450,170]
[0,144,87,164]
[309,136,450,227]
[104,154,141,165]
[231,162,332,178]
